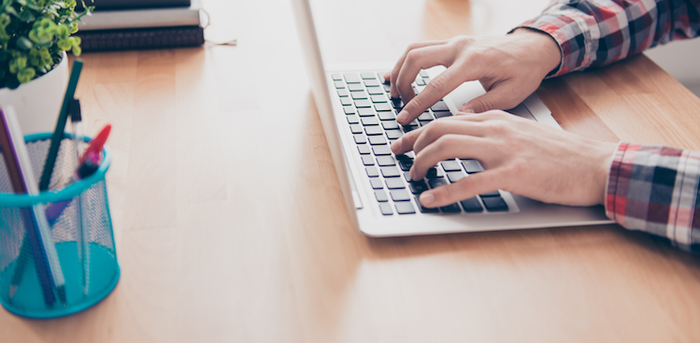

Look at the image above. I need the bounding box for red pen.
[79,124,111,165]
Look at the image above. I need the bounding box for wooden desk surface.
[2,0,700,342]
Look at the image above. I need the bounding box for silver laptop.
[290,0,613,237]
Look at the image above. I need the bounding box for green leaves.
[0,0,88,88]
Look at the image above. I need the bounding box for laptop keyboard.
[332,71,509,216]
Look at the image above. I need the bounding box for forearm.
[606,142,700,253]
[515,0,700,77]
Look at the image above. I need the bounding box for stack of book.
[76,0,204,52]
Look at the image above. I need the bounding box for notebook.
[290,0,613,237]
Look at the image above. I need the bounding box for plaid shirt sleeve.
[516,0,700,77]
[606,142,700,253]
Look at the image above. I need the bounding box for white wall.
[644,38,700,98]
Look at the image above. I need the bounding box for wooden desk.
[2,0,700,341]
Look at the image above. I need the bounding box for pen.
[39,59,83,191]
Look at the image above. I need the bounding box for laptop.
[290,0,613,237]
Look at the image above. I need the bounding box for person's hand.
[390,111,619,208]
[385,29,561,125]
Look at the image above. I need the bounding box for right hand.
[385,29,562,125]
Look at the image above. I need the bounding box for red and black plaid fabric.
[606,143,700,253]
[518,0,700,76]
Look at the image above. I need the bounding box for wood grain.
[2,0,700,342]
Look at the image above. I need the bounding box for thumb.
[461,82,527,113]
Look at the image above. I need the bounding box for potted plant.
[0,0,91,134]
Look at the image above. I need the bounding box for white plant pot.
[0,51,69,135]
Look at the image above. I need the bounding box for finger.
[391,113,498,155]
[390,40,447,98]
[460,80,534,113]
[397,66,470,125]
[395,44,452,105]
[410,134,493,180]
[411,119,487,155]
[391,132,419,156]
[419,169,505,208]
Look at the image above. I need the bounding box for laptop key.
[334,81,345,89]
[381,167,401,178]
[426,167,444,179]
[364,79,381,87]
[364,126,383,135]
[390,189,411,201]
[337,89,349,97]
[415,78,426,86]
[332,73,343,81]
[345,73,361,83]
[375,190,389,202]
[357,145,371,155]
[361,155,374,166]
[440,203,462,213]
[351,91,368,99]
[395,201,416,214]
[361,72,376,80]
[482,196,508,211]
[376,155,395,166]
[357,108,375,117]
[366,167,379,177]
[446,171,465,183]
[370,178,384,189]
[416,197,439,213]
[419,70,429,78]
[372,146,392,155]
[368,136,387,145]
[460,197,483,212]
[379,203,393,215]
[349,124,362,134]
[348,84,364,92]
[417,112,434,121]
[377,111,395,121]
[375,103,392,112]
[385,178,405,189]
[385,130,402,140]
[353,134,366,144]
[340,98,352,106]
[462,159,484,173]
[431,101,449,112]
[428,178,448,188]
[355,100,372,108]
[382,121,399,130]
[398,158,413,171]
[408,181,429,194]
[371,95,387,103]
[403,124,419,132]
[346,115,359,124]
[480,190,501,197]
[433,111,452,118]
[361,117,379,126]
[367,86,384,95]
[441,160,462,172]
[383,84,391,92]
[344,106,356,115]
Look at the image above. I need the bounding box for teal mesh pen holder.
[0,133,119,319]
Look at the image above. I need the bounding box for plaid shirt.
[518,0,700,253]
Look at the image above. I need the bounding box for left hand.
[390,111,619,208]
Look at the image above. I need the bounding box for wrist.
[511,28,562,77]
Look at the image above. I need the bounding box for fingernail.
[391,137,402,152]
[397,110,407,123]
[463,108,475,113]
[420,193,434,206]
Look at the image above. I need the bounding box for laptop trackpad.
[443,80,536,121]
